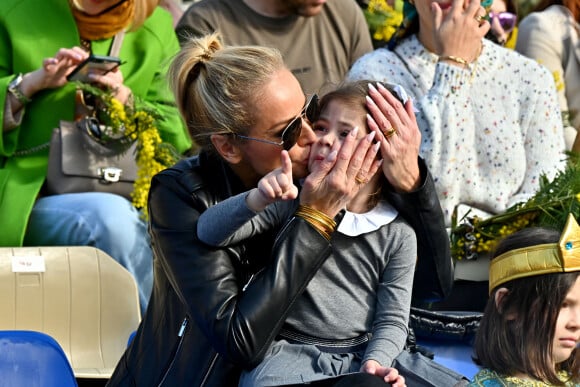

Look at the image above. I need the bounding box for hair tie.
[201,49,212,61]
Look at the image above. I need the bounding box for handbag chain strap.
[13,142,50,156]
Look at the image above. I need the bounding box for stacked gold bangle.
[295,204,337,241]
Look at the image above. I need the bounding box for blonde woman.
[108,34,451,386]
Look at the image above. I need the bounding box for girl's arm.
[197,192,295,246]
[197,151,298,246]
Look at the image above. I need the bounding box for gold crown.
[488,214,580,293]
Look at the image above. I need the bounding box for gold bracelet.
[295,205,337,241]
[295,213,333,240]
[296,205,336,228]
[438,55,470,68]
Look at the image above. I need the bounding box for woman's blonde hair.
[168,32,285,152]
[69,0,158,30]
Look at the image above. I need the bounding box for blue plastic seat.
[0,330,77,387]
[417,337,481,381]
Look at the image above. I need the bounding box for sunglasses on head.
[236,94,319,151]
[489,11,517,33]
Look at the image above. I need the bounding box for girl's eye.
[313,123,328,133]
[339,130,350,138]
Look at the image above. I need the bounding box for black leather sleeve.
[148,170,333,368]
[384,158,454,303]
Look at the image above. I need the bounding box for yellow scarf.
[71,0,135,41]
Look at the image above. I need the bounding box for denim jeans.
[24,192,152,312]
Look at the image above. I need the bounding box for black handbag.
[409,307,482,343]
[45,118,137,200]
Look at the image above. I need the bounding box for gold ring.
[355,176,368,185]
[383,127,397,138]
[475,14,483,23]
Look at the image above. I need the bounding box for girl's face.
[552,276,580,364]
[308,99,367,171]
[76,0,127,15]
[236,68,316,183]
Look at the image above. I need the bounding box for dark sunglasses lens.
[497,13,516,31]
[306,95,319,122]
[282,118,301,151]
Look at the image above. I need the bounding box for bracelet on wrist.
[7,73,32,105]
[438,55,470,69]
[295,204,337,241]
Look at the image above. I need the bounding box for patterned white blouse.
[348,36,567,226]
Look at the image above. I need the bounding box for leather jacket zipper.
[156,317,189,387]
[199,352,220,386]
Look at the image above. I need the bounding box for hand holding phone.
[67,54,123,83]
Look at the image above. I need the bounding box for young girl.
[469,214,580,386]
[197,80,416,386]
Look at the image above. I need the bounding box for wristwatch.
[8,73,31,105]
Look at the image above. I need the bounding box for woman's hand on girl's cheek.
[366,83,421,192]
[301,127,378,218]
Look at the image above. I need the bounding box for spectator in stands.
[175,0,373,94]
[348,0,567,310]
[516,0,580,152]
[0,0,191,312]
[485,0,518,48]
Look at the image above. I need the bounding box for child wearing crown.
[469,214,580,386]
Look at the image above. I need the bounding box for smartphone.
[67,54,123,82]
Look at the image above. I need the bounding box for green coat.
[0,0,192,246]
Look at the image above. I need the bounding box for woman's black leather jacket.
[106,152,452,386]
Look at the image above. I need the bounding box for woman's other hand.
[366,82,421,192]
[17,47,88,99]
[87,66,132,104]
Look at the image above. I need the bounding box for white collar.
[337,200,398,236]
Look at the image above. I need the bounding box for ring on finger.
[474,14,484,23]
[355,175,368,185]
[383,127,397,138]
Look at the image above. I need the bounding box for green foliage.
[451,153,580,260]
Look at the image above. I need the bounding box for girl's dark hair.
[319,80,369,125]
[473,227,580,385]
[319,80,404,119]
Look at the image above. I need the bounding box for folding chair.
[0,246,141,379]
